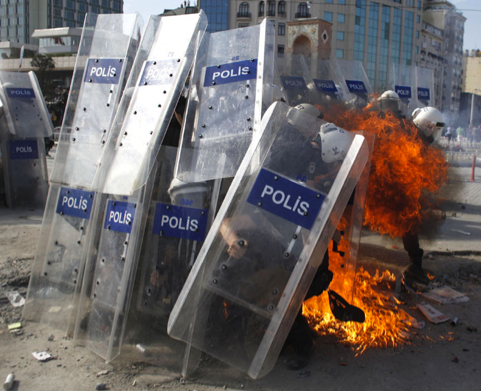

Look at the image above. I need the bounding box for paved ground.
[1,145,481,390]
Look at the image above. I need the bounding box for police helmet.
[412,107,445,138]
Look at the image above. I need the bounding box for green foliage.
[30,54,56,100]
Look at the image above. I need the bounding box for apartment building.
[0,0,122,45]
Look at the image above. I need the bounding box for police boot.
[403,251,431,286]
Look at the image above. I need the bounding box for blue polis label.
[247,168,325,230]
[395,85,412,99]
[139,59,180,86]
[418,87,430,101]
[9,140,38,159]
[6,88,35,99]
[345,80,367,94]
[56,187,94,219]
[204,59,257,87]
[152,203,209,241]
[281,76,307,90]
[104,200,136,233]
[313,79,337,93]
[84,58,123,84]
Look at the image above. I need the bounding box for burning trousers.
[402,232,424,266]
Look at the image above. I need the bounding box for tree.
[30,54,56,100]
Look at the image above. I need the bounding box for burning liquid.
[302,100,452,352]
[303,238,415,355]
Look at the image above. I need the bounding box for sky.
[123,0,197,22]
[124,0,481,50]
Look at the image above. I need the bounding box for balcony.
[278,12,286,17]
[237,12,251,19]
[295,12,311,19]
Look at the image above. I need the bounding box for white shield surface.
[174,20,275,183]
[23,13,143,335]
[74,12,208,363]
[0,71,53,209]
[97,12,208,196]
[168,102,369,379]
[413,67,434,109]
[337,59,373,108]
[390,63,415,117]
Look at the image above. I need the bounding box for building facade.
[0,0,122,45]
[423,0,465,114]
[228,0,424,93]
[420,21,444,108]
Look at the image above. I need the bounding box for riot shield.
[74,12,208,363]
[174,19,275,183]
[313,59,351,106]
[50,13,142,189]
[118,146,217,375]
[390,63,415,118]
[336,59,373,109]
[168,102,369,379]
[0,71,53,209]
[413,67,434,109]
[96,12,208,196]
[278,54,312,107]
[23,13,143,335]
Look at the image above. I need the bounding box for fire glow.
[303,105,449,353]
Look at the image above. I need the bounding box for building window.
[278,22,285,35]
[101,0,109,6]
[238,23,249,28]
[416,30,419,39]
[338,13,345,23]
[325,0,333,3]
[324,11,333,22]
[278,44,285,56]
[336,49,344,58]
[417,15,421,23]
[415,46,419,54]
[268,1,275,16]
[238,2,250,17]
[112,1,120,11]
[278,1,286,16]
[417,1,421,10]
[337,31,344,41]
[296,3,310,18]
[259,1,264,16]
[338,0,346,4]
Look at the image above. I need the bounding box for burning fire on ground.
[303,104,449,353]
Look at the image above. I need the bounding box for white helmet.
[293,103,323,118]
[378,90,401,113]
[315,122,353,164]
[412,107,444,138]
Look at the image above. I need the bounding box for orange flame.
[323,107,448,237]
[303,105,448,353]
[303,238,415,355]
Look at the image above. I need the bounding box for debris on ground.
[5,290,25,307]
[421,285,469,305]
[32,351,54,362]
[417,303,451,324]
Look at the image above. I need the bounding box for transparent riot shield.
[390,63,415,118]
[118,146,218,375]
[96,12,208,196]
[0,71,53,209]
[168,102,369,379]
[74,12,208,363]
[278,54,313,107]
[174,19,275,184]
[23,13,143,335]
[51,13,143,189]
[337,59,373,109]
[413,67,434,109]
[313,59,351,107]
